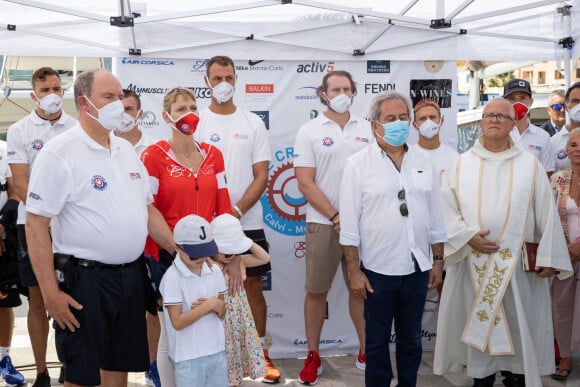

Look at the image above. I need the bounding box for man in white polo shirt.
[551,83,580,171]
[195,55,279,383]
[293,70,372,385]
[24,69,174,387]
[503,78,555,174]
[6,66,77,387]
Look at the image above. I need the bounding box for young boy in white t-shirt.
[159,215,228,387]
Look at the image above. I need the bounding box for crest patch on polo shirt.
[31,139,44,150]
[322,137,334,147]
[557,149,567,160]
[209,133,221,142]
[91,175,108,191]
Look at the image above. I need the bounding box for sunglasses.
[398,189,409,217]
[550,103,565,111]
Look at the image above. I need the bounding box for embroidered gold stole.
[455,152,537,354]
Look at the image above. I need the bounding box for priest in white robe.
[433,98,573,387]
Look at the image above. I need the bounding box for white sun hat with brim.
[212,214,253,255]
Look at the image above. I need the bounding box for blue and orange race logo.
[260,147,306,236]
[91,175,108,191]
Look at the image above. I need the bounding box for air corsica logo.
[31,139,44,150]
[121,58,175,66]
[91,175,108,191]
[260,149,306,236]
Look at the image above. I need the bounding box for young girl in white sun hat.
[211,214,270,386]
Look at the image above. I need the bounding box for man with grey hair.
[25,69,175,387]
[339,90,446,386]
[434,98,572,387]
[541,89,566,136]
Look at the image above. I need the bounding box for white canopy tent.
[0,0,578,64]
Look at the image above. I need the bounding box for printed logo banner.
[114,58,454,357]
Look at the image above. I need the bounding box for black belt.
[72,257,139,270]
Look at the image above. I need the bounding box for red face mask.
[170,112,199,136]
[512,102,529,121]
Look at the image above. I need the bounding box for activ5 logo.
[260,147,306,236]
[296,61,334,73]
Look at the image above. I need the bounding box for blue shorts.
[175,351,228,387]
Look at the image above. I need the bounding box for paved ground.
[9,302,580,386]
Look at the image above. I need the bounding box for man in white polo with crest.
[433,98,573,387]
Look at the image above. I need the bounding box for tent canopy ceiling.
[0,0,578,61]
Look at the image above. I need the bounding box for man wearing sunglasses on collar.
[339,91,446,387]
[541,90,566,137]
[551,83,580,172]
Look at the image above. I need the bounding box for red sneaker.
[356,349,366,371]
[298,350,323,385]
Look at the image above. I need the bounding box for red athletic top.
[141,140,231,260]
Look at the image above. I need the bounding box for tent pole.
[564,48,571,89]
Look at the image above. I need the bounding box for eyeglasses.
[398,189,409,217]
[550,103,565,111]
[481,113,514,122]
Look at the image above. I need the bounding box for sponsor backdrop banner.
[114,58,456,358]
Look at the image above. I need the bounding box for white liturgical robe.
[433,138,573,387]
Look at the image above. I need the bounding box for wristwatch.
[433,255,444,261]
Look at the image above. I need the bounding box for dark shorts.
[16,224,38,288]
[0,286,22,308]
[0,229,23,307]
[243,229,271,277]
[147,250,173,298]
[54,258,149,386]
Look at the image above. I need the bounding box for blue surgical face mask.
[378,120,409,146]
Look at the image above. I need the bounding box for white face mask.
[84,97,125,131]
[568,104,580,122]
[417,119,440,139]
[324,93,352,114]
[208,79,235,104]
[35,93,62,115]
[115,112,140,134]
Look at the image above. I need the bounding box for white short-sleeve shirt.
[26,125,152,264]
[412,143,459,180]
[509,123,555,172]
[160,258,226,363]
[293,113,373,224]
[0,140,11,209]
[551,128,571,172]
[7,111,77,224]
[133,132,157,157]
[196,108,271,230]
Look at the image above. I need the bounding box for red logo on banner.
[246,84,274,93]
